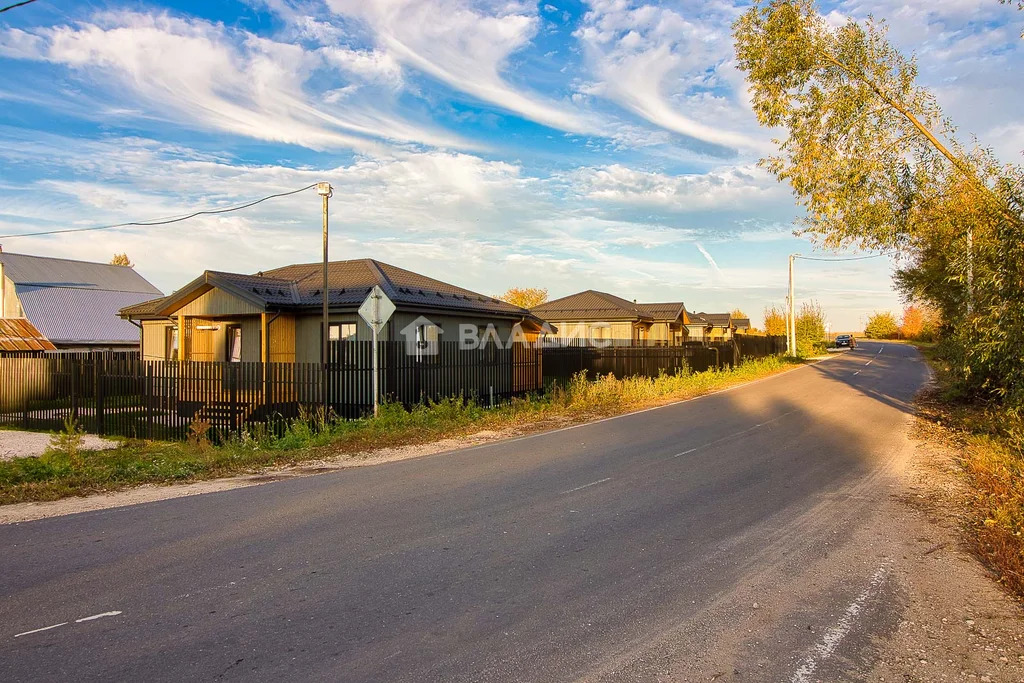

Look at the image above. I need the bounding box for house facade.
[0,252,162,351]
[120,259,547,363]
[530,290,690,345]
[685,312,735,342]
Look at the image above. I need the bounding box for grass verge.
[0,356,799,506]
[913,343,1024,599]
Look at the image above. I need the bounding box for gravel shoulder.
[866,397,1024,681]
[0,430,117,460]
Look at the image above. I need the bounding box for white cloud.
[323,0,601,135]
[0,11,467,151]
[567,163,784,211]
[574,0,765,155]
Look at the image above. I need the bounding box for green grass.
[0,356,798,505]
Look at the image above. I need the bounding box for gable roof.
[0,318,56,352]
[687,311,733,328]
[122,259,542,325]
[733,317,751,329]
[0,252,162,344]
[531,290,687,323]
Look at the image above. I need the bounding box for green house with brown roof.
[530,290,690,346]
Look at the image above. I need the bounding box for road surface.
[0,342,930,681]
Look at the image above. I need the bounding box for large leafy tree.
[762,305,787,336]
[734,0,1024,406]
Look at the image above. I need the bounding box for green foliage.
[864,311,899,339]
[48,416,85,467]
[795,300,827,356]
[735,0,1024,412]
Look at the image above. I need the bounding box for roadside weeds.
[0,356,802,511]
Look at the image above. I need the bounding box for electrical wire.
[795,252,897,262]
[0,0,39,12]
[0,183,319,240]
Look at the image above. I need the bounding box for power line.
[0,184,319,240]
[0,0,39,12]
[795,252,897,262]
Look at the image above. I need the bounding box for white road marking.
[853,371,860,375]
[790,563,891,683]
[562,478,611,494]
[670,410,796,459]
[14,622,68,638]
[865,359,873,366]
[13,610,123,639]
[75,611,122,623]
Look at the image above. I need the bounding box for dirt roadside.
[866,401,1024,681]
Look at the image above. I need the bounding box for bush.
[864,311,899,339]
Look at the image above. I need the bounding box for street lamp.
[317,181,333,416]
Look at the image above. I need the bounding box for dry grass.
[0,357,796,505]
[915,344,1024,599]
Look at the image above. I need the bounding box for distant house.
[0,252,163,351]
[531,290,690,345]
[120,258,547,363]
[686,312,735,342]
[733,317,752,334]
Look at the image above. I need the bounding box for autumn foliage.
[497,287,548,309]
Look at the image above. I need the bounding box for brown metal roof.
[0,318,56,352]
[532,291,686,323]
[120,259,542,325]
[688,312,733,327]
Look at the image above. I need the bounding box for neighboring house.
[686,312,735,342]
[733,317,752,334]
[119,258,548,363]
[530,290,690,345]
[0,252,163,351]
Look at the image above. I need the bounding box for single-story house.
[530,290,690,345]
[120,258,548,363]
[733,317,752,334]
[685,312,735,342]
[0,251,163,351]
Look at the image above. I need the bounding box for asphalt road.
[0,342,930,681]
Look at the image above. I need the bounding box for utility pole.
[788,254,797,356]
[317,181,333,417]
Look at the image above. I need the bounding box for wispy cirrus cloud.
[0,11,468,151]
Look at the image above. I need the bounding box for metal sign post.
[358,286,396,417]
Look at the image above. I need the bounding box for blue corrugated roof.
[14,286,153,343]
[0,252,162,345]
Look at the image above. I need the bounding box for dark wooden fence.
[541,335,786,385]
[0,336,783,441]
[0,343,542,441]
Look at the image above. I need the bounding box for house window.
[328,322,357,342]
[415,323,439,362]
[165,326,179,361]
[226,325,243,362]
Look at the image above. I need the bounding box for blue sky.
[0,0,1021,330]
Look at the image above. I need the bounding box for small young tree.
[795,300,826,355]
[865,311,899,339]
[497,287,548,309]
[762,305,787,336]
[900,305,924,340]
[110,253,134,267]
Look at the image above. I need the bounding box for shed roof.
[0,318,56,352]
